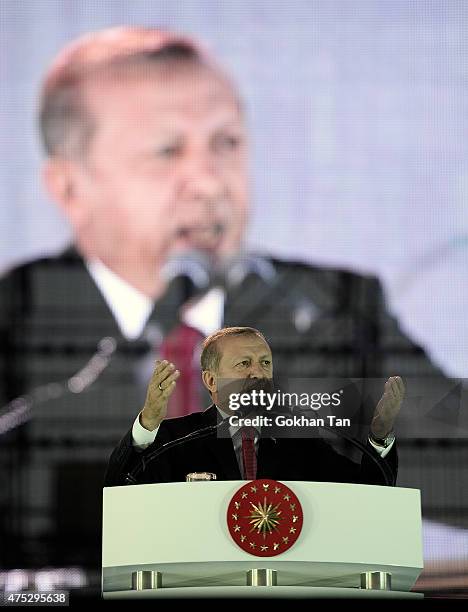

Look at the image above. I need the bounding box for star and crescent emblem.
[226,479,304,557]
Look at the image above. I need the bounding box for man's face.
[60,62,249,272]
[205,334,274,414]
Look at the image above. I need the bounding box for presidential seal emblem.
[226,479,303,557]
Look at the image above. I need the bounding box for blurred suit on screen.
[0,26,445,567]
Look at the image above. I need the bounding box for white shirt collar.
[86,258,224,340]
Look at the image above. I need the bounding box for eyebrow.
[216,119,245,129]
[231,354,272,363]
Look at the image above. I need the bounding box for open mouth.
[175,222,225,252]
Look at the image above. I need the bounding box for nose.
[180,149,226,203]
[248,362,265,379]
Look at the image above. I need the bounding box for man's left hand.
[370,376,405,440]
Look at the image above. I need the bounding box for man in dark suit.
[0,26,444,569]
[104,327,404,488]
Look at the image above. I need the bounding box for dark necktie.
[160,322,204,417]
[240,426,257,480]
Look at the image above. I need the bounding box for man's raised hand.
[370,376,405,440]
[140,360,180,431]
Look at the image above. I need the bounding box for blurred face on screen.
[44,61,249,297]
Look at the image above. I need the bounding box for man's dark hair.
[39,27,212,158]
[201,326,269,372]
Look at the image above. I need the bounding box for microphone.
[159,248,284,326]
[161,249,213,297]
[162,245,279,295]
[217,253,277,288]
[154,249,215,335]
[0,336,117,436]
[123,418,229,485]
[218,252,321,334]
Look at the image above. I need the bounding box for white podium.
[102,481,423,598]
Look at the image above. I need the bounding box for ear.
[202,369,217,395]
[42,157,90,230]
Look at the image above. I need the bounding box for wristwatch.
[370,430,396,448]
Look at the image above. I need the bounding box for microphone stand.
[0,336,117,436]
[265,402,395,487]
[123,420,228,485]
[318,422,395,487]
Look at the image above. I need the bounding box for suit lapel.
[199,405,241,480]
[59,248,125,340]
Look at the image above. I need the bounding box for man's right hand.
[140,360,180,431]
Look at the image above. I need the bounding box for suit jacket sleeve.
[297,436,398,486]
[104,422,174,487]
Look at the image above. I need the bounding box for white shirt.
[86,258,224,340]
